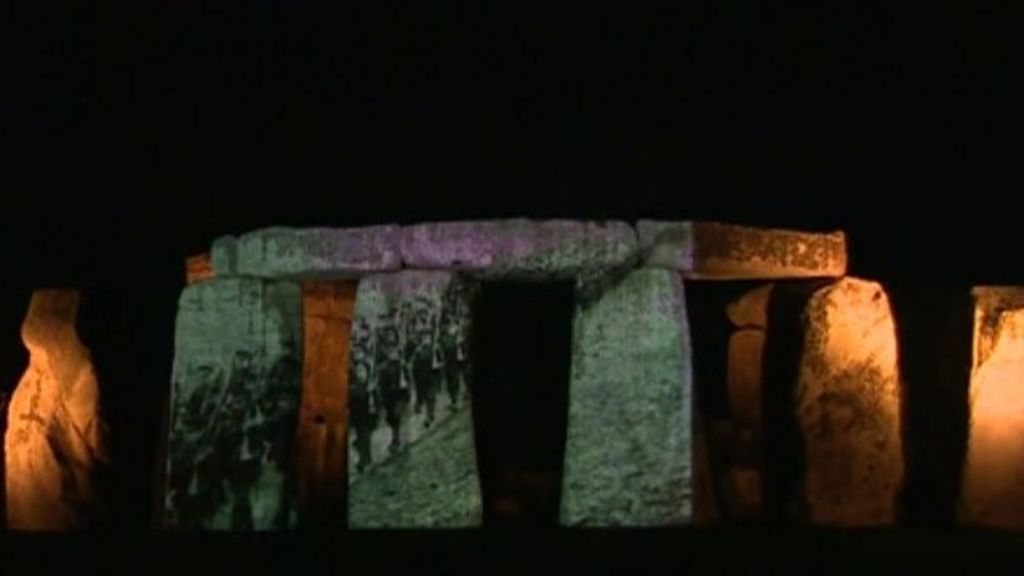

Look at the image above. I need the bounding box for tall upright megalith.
[347,271,481,528]
[5,290,109,530]
[164,278,303,530]
[793,278,903,525]
[561,268,693,526]
[296,281,356,526]
[960,287,1024,527]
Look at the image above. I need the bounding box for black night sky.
[3,3,1024,573]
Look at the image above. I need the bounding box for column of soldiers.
[350,281,474,474]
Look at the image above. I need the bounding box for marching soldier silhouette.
[375,304,408,456]
[406,295,441,429]
[349,317,377,472]
[439,281,473,409]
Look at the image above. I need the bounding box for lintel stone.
[213,226,402,280]
[637,220,847,280]
[400,219,638,280]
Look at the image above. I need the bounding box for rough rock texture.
[400,220,638,280]
[959,287,1024,527]
[164,278,303,530]
[561,268,692,526]
[296,282,356,527]
[348,271,481,528]
[795,278,903,526]
[637,221,847,280]
[186,253,214,284]
[216,226,402,279]
[5,290,109,530]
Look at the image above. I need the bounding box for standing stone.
[637,221,847,280]
[728,329,765,432]
[5,290,109,530]
[960,287,1024,527]
[348,271,481,528]
[561,268,692,526]
[296,282,356,527]
[400,220,638,280]
[794,278,903,525]
[164,278,303,530]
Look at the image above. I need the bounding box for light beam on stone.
[960,287,1024,527]
[794,278,903,526]
[5,290,108,530]
[296,281,356,526]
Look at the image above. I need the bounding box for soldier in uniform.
[439,281,473,409]
[348,316,377,472]
[375,304,408,456]
[405,295,441,429]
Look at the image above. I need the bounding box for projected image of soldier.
[348,317,377,472]
[405,296,440,428]
[375,306,408,456]
[439,282,472,409]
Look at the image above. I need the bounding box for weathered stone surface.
[728,329,765,431]
[400,220,638,280]
[5,290,108,530]
[210,235,238,276]
[795,278,903,526]
[726,284,774,329]
[637,221,847,279]
[960,287,1024,527]
[348,271,481,528]
[296,282,356,527]
[561,268,692,526]
[164,278,303,530]
[218,226,402,279]
[186,253,214,284]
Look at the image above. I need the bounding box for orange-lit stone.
[726,284,773,329]
[728,329,765,431]
[795,278,903,526]
[5,290,108,530]
[960,287,1024,527]
[296,281,356,526]
[185,253,214,284]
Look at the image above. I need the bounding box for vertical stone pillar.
[793,278,903,525]
[960,287,1024,527]
[296,281,356,527]
[5,290,109,530]
[347,271,481,528]
[163,278,303,530]
[721,284,772,519]
[561,268,693,526]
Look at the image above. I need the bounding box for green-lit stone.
[561,268,693,526]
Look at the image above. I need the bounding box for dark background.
[2,2,1023,573]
